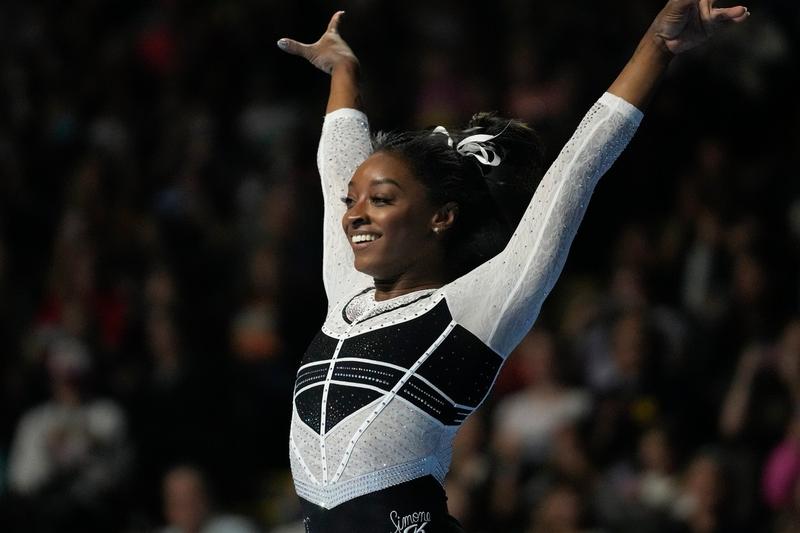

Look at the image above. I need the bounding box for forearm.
[326,60,362,114]
[608,32,673,110]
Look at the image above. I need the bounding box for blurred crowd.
[0,0,798,532]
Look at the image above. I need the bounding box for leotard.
[290,93,643,532]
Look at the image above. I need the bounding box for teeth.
[351,234,379,243]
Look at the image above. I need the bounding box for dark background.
[0,0,798,531]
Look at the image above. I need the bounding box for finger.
[713,5,749,23]
[327,11,345,34]
[276,38,312,58]
[699,0,714,21]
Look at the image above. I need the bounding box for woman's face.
[342,151,444,281]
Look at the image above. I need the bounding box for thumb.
[712,5,750,24]
[327,11,345,34]
[277,38,311,58]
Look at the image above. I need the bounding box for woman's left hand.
[277,11,358,75]
[650,0,749,55]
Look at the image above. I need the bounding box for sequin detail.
[292,94,643,510]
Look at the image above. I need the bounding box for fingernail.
[277,39,288,50]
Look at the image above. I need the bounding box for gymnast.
[277,1,749,531]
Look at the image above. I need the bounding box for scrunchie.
[432,123,511,167]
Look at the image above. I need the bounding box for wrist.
[331,58,360,77]
[640,31,676,64]
[327,58,362,113]
[607,29,673,109]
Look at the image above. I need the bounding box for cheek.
[385,210,432,244]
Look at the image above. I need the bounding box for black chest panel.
[294,299,503,434]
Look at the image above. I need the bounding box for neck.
[373,279,444,301]
[371,245,452,301]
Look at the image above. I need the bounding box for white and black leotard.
[290,93,643,531]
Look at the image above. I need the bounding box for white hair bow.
[432,125,505,167]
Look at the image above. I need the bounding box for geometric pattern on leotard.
[292,92,645,509]
[294,385,324,434]
[414,322,503,408]
[299,330,340,367]
[334,299,452,368]
[293,299,501,434]
[323,384,383,431]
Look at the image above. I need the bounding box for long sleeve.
[444,92,643,356]
[317,108,374,309]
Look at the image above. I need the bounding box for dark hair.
[373,112,545,278]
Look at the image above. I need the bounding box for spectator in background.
[7,337,130,530]
[635,426,680,515]
[719,318,799,451]
[669,450,736,533]
[526,482,591,533]
[582,310,665,467]
[493,329,590,467]
[489,330,590,530]
[599,425,681,532]
[133,309,207,514]
[160,465,259,533]
[445,412,492,530]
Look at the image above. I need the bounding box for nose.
[345,197,369,229]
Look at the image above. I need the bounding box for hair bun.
[371,112,546,279]
[466,111,513,133]
[464,112,543,174]
[459,112,545,230]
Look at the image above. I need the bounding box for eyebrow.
[347,177,403,189]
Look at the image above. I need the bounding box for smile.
[351,233,381,244]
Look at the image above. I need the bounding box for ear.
[431,202,458,234]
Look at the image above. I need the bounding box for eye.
[370,196,392,206]
[340,196,355,208]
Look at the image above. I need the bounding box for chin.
[353,257,394,280]
[353,257,376,277]
[354,263,381,279]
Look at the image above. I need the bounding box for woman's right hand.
[649,0,749,55]
[277,11,358,75]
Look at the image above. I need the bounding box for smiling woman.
[342,151,447,290]
[277,2,749,531]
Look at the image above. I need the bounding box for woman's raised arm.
[278,12,374,308]
[608,0,749,108]
[444,0,749,357]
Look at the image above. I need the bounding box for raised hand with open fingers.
[651,0,750,55]
[277,11,358,75]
